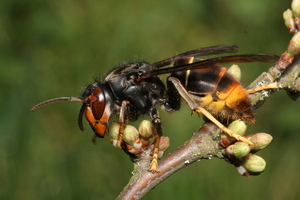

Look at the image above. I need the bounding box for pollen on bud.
[245,133,273,152]
[138,120,153,140]
[123,125,139,145]
[241,154,266,174]
[108,122,120,140]
[227,64,241,81]
[225,142,251,158]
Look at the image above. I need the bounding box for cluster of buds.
[220,120,273,177]
[108,120,170,159]
[278,0,300,70]
[284,0,300,34]
[222,60,273,177]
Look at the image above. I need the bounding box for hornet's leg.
[117,100,162,172]
[168,76,254,147]
[116,100,130,149]
[247,82,278,94]
[148,107,163,173]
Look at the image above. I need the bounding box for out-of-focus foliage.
[1,0,299,199]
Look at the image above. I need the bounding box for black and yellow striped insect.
[32,45,279,172]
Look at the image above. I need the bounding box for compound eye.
[89,87,105,120]
[83,87,112,138]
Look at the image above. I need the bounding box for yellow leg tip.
[148,150,159,173]
[148,161,158,173]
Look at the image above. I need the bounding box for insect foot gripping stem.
[246,82,279,94]
[108,120,170,173]
[220,120,273,177]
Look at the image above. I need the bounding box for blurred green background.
[1,0,299,199]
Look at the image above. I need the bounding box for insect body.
[168,58,254,124]
[31,45,279,172]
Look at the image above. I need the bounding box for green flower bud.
[226,142,251,158]
[109,122,120,140]
[292,0,300,19]
[228,120,247,136]
[283,9,296,32]
[227,64,241,81]
[138,120,153,140]
[220,120,247,146]
[123,125,139,145]
[287,31,300,56]
[277,31,300,70]
[159,136,170,152]
[245,133,273,152]
[242,154,266,174]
